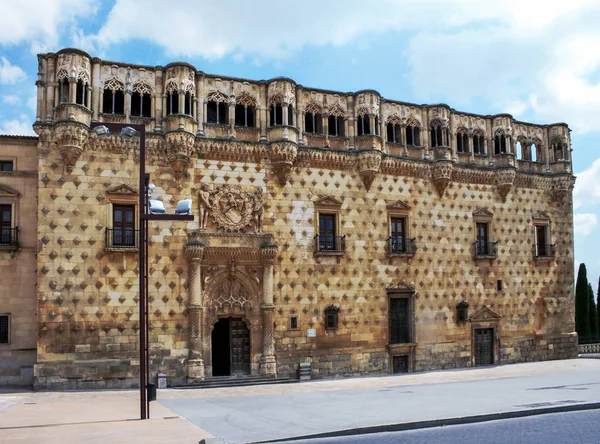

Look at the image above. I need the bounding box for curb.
[257,402,600,443]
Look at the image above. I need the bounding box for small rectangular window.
[390,217,406,253]
[290,316,298,329]
[476,222,489,255]
[0,204,13,245]
[111,205,136,247]
[0,161,13,172]
[497,280,503,292]
[0,314,9,344]
[324,306,339,330]
[318,213,337,251]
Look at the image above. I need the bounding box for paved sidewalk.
[1,359,600,444]
[0,390,214,444]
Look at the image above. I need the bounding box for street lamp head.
[120,126,138,138]
[175,199,192,215]
[93,125,110,137]
[148,199,166,214]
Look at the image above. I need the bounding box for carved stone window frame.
[472,207,497,260]
[313,195,344,257]
[105,184,139,253]
[0,157,16,172]
[532,212,554,261]
[324,305,340,330]
[386,200,414,257]
[0,184,20,255]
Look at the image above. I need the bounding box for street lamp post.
[91,122,193,420]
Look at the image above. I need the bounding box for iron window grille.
[314,234,346,253]
[324,305,339,330]
[387,236,417,255]
[0,160,14,172]
[105,228,139,249]
[0,227,18,248]
[473,240,498,258]
[534,243,556,258]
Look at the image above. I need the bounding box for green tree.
[597,277,600,337]
[589,283,597,338]
[575,263,590,337]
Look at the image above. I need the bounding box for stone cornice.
[185,231,277,265]
[196,138,266,163]
[0,171,38,179]
[39,123,574,194]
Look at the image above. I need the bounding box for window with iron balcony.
[0,204,18,251]
[533,218,555,260]
[313,196,345,256]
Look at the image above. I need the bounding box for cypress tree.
[597,277,600,337]
[589,283,597,340]
[575,263,590,337]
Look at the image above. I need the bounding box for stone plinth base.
[259,355,277,376]
[187,359,205,380]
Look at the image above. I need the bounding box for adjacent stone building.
[0,48,577,389]
[0,136,38,386]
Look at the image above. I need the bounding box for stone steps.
[172,375,298,389]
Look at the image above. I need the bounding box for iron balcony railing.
[314,234,346,253]
[387,236,417,255]
[0,227,18,248]
[472,240,498,258]
[578,335,600,345]
[534,243,556,258]
[105,228,139,249]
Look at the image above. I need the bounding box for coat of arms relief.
[199,184,264,232]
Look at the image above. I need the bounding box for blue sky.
[1,0,599,286]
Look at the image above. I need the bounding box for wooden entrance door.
[230,318,250,375]
[474,328,494,366]
[211,317,250,376]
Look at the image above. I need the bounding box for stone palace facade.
[0,48,577,389]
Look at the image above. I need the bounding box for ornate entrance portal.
[212,317,251,376]
[183,184,277,381]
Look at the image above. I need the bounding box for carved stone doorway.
[211,317,251,376]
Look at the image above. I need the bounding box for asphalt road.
[161,370,600,443]
[275,409,600,444]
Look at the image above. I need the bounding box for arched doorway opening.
[211,317,250,376]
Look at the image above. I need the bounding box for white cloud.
[0,0,97,52]
[3,95,19,104]
[403,1,600,133]
[77,0,600,133]
[574,158,600,209]
[0,57,26,84]
[574,213,598,236]
[0,114,34,136]
[85,0,526,60]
